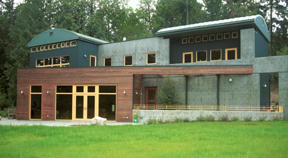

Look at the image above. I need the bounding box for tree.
[158,77,178,105]
[152,0,205,32]
[136,0,156,33]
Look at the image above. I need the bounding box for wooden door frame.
[145,87,157,105]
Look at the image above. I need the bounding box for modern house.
[16,15,288,122]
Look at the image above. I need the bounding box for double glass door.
[73,85,98,120]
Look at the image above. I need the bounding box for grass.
[0,122,288,158]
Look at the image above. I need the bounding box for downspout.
[217,75,220,110]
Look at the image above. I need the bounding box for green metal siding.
[260,73,270,106]
[255,30,268,57]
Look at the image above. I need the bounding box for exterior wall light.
[135,91,138,95]
[83,54,87,58]
[123,90,126,95]
[228,78,233,83]
[46,90,50,94]
[263,84,267,88]
[20,90,24,94]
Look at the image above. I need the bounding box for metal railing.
[133,104,283,112]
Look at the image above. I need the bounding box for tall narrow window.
[224,32,230,39]
[124,55,132,66]
[196,50,207,62]
[182,52,193,63]
[209,34,216,41]
[147,53,156,64]
[181,38,188,44]
[216,33,223,40]
[30,86,42,119]
[210,49,222,61]
[105,58,112,67]
[90,55,96,67]
[232,32,239,39]
[225,48,238,60]
[195,36,201,43]
[202,35,208,42]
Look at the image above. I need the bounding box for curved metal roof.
[155,15,270,41]
[27,28,108,47]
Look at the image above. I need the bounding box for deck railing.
[133,104,283,112]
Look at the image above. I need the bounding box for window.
[61,42,66,48]
[35,56,70,68]
[30,86,42,119]
[40,46,45,51]
[216,33,223,40]
[70,40,77,47]
[232,32,239,39]
[99,86,116,93]
[188,37,194,44]
[224,32,230,39]
[210,49,222,61]
[209,34,216,41]
[66,41,70,47]
[76,86,84,92]
[45,45,49,50]
[225,48,238,60]
[90,55,97,67]
[57,43,61,48]
[52,44,57,49]
[104,58,112,67]
[195,36,201,43]
[196,50,207,62]
[181,38,188,44]
[124,55,132,66]
[147,53,156,64]
[202,35,208,42]
[182,52,193,63]
[88,86,95,92]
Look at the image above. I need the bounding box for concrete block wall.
[133,110,283,124]
[279,72,288,120]
[98,37,169,66]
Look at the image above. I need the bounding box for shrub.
[174,118,184,123]
[272,116,282,121]
[258,116,266,121]
[147,119,157,124]
[0,109,8,118]
[158,76,179,105]
[205,115,215,122]
[183,118,190,122]
[196,115,206,121]
[219,115,229,121]
[244,116,252,122]
[231,116,239,121]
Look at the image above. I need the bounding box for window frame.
[188,36,194,44]
[195,36,201,43]
[30,85,42,120]
[202,35,209,42]
[70,40,77,47]
[196,50,208,62]
[224,32,230,39]
[182,52,193,64]
[90,55,97,67]
[124,55,133,66]
[209,34,216,41]
[146,53,157,65]
[216,33,223,40]
[210,49,222,61]
[104,57,112,67]
[181,38,188,44]
[35,56,70,68]
[225,48,238,60]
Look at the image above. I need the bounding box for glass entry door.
[73,86,98,120]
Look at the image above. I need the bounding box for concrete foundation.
[134,110,283,124]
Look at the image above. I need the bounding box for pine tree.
[158,76,178,105]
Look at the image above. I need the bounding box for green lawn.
[0,122,287,158]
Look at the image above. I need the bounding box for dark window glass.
[49,45,52,49]
[195,36,201,42]
[184,53,192,63]
[66,42,70,47]
[202,35,208,41]
[232,32,239,39]
[87,96,95,119]
[76,86,84,92]
[45,58,52,65]
[53,57,60,65]
[76,96,84,119]
[224,33,230,39]
[57,43,61,48]
[62,56,70,64]
[125,56,132,66]
[32,47,36,52]
[36,59,44,66]
[53,44,57,49]
[90,56,96,67]
[147,54,156,64]
[227,50,236,60]
[56,94,72,119]
[61,42,66,47]
[57,86,72,93]
[181,38,187,44]
[197,51,207,62]
[45,45,49,50]
[105,58,111,66]
[99,86,116,93]
[99,95,116,120]
[188,37,194,43]
[209,34,215,41]
[31,86,42,93]
[88,86,95,92]
[30,94,41,119]
[217,33,223,40]
[211,50,222,61]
